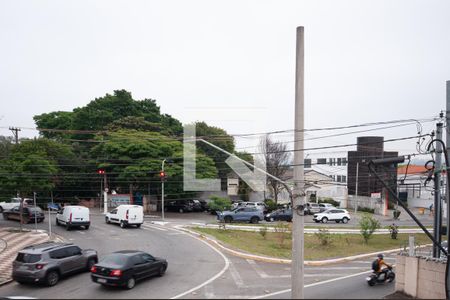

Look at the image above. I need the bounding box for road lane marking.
[250,269,375,299]
[142,224,168,231]
[246,259,269,278]
[170,225,230,299]
[229,262,246,288]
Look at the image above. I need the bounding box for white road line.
[246,259,269,278]
[170,226,230,299]
[306,266,369,270]
[250,269,376,299]
[229,262,246,288]
[76,231,86,234]
[142,225,168,232]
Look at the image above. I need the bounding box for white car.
[313,208,351,224]
[105,205,144,228]
[318,203,335,212]
[245,202,266,211]
[56,205,90,230]
[0,198,34,213]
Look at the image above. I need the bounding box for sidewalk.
[0,228,51,285]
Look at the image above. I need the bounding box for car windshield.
[16,253,41,263]
[28,207,42,213]
[100,254,129,267]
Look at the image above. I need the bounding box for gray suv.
[217,207,265,224]
[12,242,98,286]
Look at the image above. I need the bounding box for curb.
[180,225,432,266]
[0,279,13,287]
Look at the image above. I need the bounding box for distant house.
[397,164,434,208]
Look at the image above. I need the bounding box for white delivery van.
[56,205,90,230]
[105,205,144,228]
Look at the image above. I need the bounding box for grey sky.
[1,0,449,158]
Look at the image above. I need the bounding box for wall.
[347,195,383,212]
[395,254,447,299]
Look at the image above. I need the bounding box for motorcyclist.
[374,253,392,281]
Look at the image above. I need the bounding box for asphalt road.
[0,212,399,299]
[0,214,226,299]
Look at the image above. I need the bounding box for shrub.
[274,222,290,248]
[358,207,375,214]
[388,223,399,239]
[264,199,278,212]
[359,214,381,244]
[259,226,268,239]
[314,228,333,246]
[207,195,232,212]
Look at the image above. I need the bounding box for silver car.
[12,242,98,286]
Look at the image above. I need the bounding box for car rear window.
[100,254,129,267]
[28,207,42,213]
[16,253,41,263]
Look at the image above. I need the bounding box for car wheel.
[56,219,60,226]
[342,217,349,224]
[136,224,141,228]
[250,217,259,224]
[224,216,232,223]
[45,270,60,286]
[322,217,328,223]
[269,217,274,222]
[120,221,126,228]
[16,280,26,285]
[158,265,166,277]
[85,225,90,230]
[125,277,136,289]
[66,225,71,231]
[86,258,96,271]
[3,214,8,220]
[179,208,184,213]
[105,217,110,224]
[0,206,3,213]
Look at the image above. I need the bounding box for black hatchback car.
[91,250,168,289]
[264,208,293,222]
[164,200,201,213]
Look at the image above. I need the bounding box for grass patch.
[193,227,432,260]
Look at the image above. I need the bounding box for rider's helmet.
[377,253,384,259]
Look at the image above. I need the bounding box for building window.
[304,159,311,168]
[337,175,342,182]
[342,175,347,183]
[329,158,336,166]
[317,158,326,165]
[337,158,342,166]
[342,158,347,166]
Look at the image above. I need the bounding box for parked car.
[90,250,167,289]
[313,208,351,223]
[305,202,321,215]
[56,206,90,230]
[12,242,98,286]
[197,199,209,212]
[3,206,45,223]
[47,203,62,211]
[0,198,34,213]
[105,205,144,228]
[245,202,267,211]
[217,207,265,224]
[319,203,335,212]
[265,208,293,222]
[192,200,204,212]
[164,200,198,213]
[231,200,245,210]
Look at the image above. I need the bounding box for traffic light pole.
[103,173,108,214]
[162,159,167,221]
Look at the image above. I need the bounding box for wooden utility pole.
[9,127,20,144]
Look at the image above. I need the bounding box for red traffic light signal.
[97,169,105,175]
[159,171,166,177]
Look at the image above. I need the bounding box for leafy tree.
[359,214,381,244]
[33,111,74,140]
[207,195,232,212]
[195,122,235,190]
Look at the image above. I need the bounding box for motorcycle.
[366,266,395,286]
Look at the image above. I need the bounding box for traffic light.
[159,171,167,181]
[97,169,105,175]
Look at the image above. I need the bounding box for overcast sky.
[1,0,449,159]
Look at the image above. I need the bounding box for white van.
[56,205,90,230]
[105,205,144,228]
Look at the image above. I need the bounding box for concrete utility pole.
[446,80,450,244]
[292,26,305,299]
[9,127,20,144]
[162,159,167,221]
[33,192,38,233]
[433,122,443,258]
